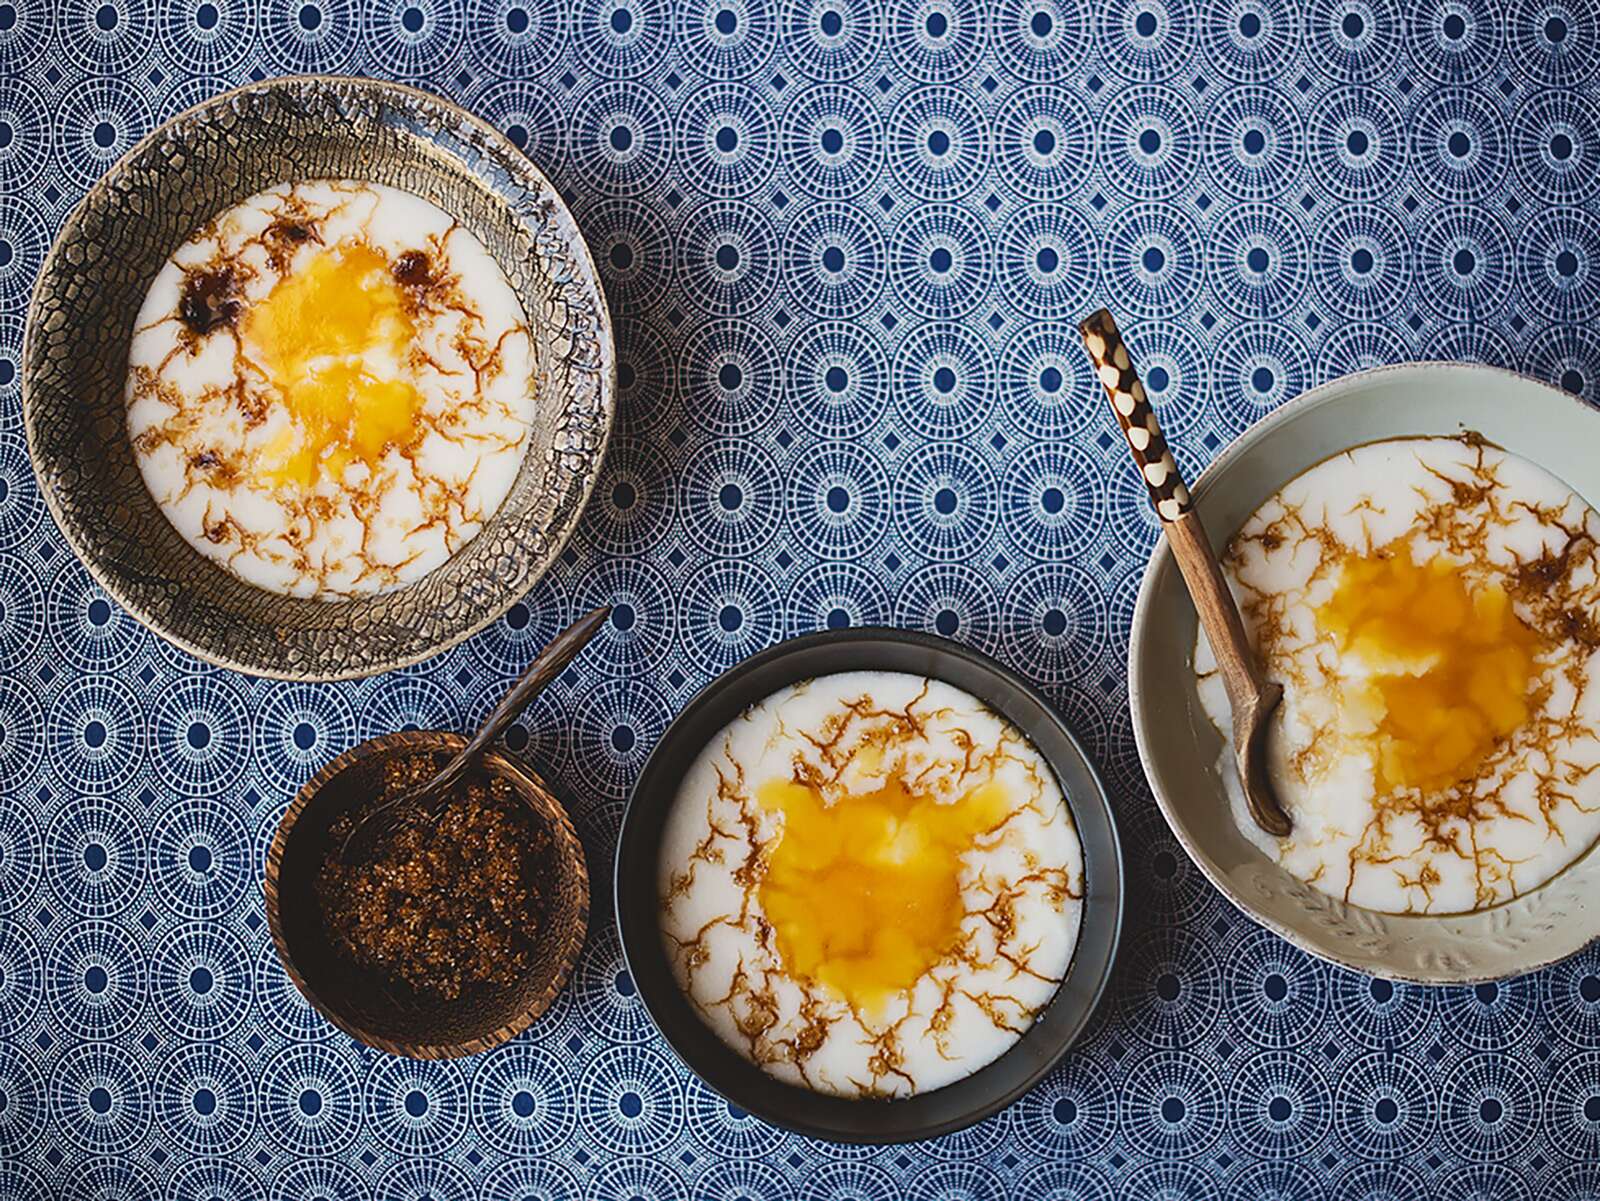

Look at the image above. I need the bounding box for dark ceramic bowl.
[615,627,1124,1143]
[265,730,588,1058]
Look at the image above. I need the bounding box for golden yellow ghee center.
[241,244,422,488]
[756,775,1010,1012]
[1315,549,1543,795]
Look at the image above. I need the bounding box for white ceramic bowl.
[1129,363,1600,983]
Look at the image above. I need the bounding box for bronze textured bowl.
[265,730,589,1058]
[23,76,613,680]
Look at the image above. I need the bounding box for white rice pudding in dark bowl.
[1196,434,1600,915]
[125,180,536,599]
[658,671,1084,1099]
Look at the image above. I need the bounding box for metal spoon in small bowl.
[339,605,613,863]
[1079,308,1292,838]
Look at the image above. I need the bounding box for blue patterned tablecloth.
[3,0,1600,1197]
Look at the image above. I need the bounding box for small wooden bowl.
[264,730,588,1058]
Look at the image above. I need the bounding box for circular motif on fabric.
[1438,975,1537,1052]
[579,1043,686,1155]
[1100,0,1194,80]
[786,319,890,439]
[1305,0,1401,81]
[1415,203,1514,321]
[677,558,783,676]
[1518,206,1600,322]
[151,673,251,795]
[1411,86,1509,203]
[258,0,357,72]
[1524,323,1600,404]
[676,81,777,198]
[799,1161,901,1200]
[1542,946,1600,1048]
[890,203,995,319]
[992,0,1091,82]
[1210,320,1311,415]
[998,203,1097,318]
[572,0,667,77]
[1440,1052,1538,1163]
[782,0,882,81]
[149,799,250,921]
[47,919,145,1041]
[1225,927,1330,1049]
[583,197,675,314]
[49,1042,150,1154]
[365,1056,468,1156]
[472,78,567,178]
[1117,924,1224,1049]
[1001,441,1106,560]
[894,562,1000,653]
[1015,1053,1117,1158]
[781,83,884,200]
[894,321,996,439]
[48,675,144,795]
[470,1043,577,1154]
[785,440,890,559]
[1000,322,1098,440]
[1200,0,1301,81]
[153,1040,256,1155]
[893,441,998,561]
[785,200,888,318]
[1507,0,1598,85]
[0,918,41,1037]
[466,0,568,75]
[578,557,678,675]
[888,0,988,81]
[1101,202,1204,320]
[270,1158,372,1201]
[678,199,779,317]
[1307,85,1407,203]
[1406,0,1503,82]
[1207,202,1309,319]
[571,81,673,196]
[1001,561,1108,683]
[252,681,357,797]
[46,558,146,675]
[1313,203,1412,319]
[1099,84,1200,200]
[572,677,673,800]
[1227,1050,1332,1158]
[60,1156,161,1201]
[678,0,777,78]
[1332,1050,1438,1160]
[1206,85,1304,201]
[1512,88,1600,206]
[995,85,1093,202]
[1120,1050,1226,1157]
[889,87,990,202]
[590,1157,689,1201]
[361,0,465,74]
[150,922,251,1041]
[0,798,40,918]
[680,438,783,557]
[253,937,334,1042]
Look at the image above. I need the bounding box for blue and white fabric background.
[1,0,1599,1197]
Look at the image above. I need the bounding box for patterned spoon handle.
[1078,307,1192,522]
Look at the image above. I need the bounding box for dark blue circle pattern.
[4,2,1600,1193]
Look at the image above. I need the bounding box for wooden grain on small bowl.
[265,730,588,1058]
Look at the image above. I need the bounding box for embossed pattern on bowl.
[23,76,613,680]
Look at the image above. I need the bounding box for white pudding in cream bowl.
[126,180,537,599]
[1195,435,1600,915]
[1130,364,1600,982]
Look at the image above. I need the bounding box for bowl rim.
[263,728,591,1058]
[614,625,1124,1142]
[21,73,615,681]
[1129,360,1600,984]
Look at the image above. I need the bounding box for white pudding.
[126,180,536,599]
[658,671,1083,1098]
[1196,435,1600,914]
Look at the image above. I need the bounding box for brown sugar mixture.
[316,754,553,1001]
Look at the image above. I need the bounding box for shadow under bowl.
[265,730,589,1058]
[23,75,613,680]
[1130,362,1600,984]
[615,627,1124,1144]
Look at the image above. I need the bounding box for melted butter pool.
[757,775,1010,1015]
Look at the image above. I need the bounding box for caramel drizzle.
[126,181,532,598]
[1217,434,1600,912]
[660,682,1082,1098]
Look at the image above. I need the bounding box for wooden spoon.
[1079,308,1292,838]
[339,605,613,863]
